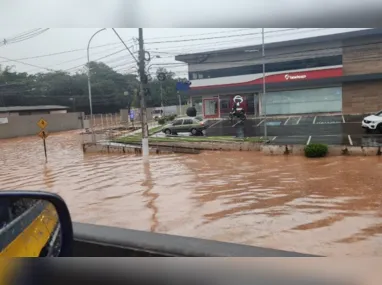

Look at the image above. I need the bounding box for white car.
[362,110,382,133]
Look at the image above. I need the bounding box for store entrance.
[203,98,219,118]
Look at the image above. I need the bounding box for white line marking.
[209,120,222,128]
[348,135,353,146]
[296,116,302,125]
[232,121,242,127]
[272,136,277,141]
[306,136,312,145]
[313,116,317,124]
[256,119,264,127]
[342,115,345,123]
[284,117,291,125]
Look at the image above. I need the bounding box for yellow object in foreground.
[0,203,59,257]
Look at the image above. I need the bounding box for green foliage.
[166,114,177,121]
[0,63,188,114]
[304,144,328,158]
[157,118,166,125]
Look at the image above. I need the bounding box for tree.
[0,62,186,113]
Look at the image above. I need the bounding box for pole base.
[142,138,149,157]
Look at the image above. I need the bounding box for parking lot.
[206,114,382,146]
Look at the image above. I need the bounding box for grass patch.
[114,135,265,144]
[149,126,163,135]
[132,126,163,138]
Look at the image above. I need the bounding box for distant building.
[175,28,382,118]
[0,105,69,118]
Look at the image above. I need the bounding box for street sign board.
[37,118,48,129]
[157,72,166,81]
[38,130,49,139]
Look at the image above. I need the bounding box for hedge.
[304,143,328,158]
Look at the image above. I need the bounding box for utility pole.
[262,28,267,139]
[138,28,149,157]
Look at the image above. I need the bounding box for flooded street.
[1,131,382,256]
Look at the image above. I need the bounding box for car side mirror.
[0,191,73,257]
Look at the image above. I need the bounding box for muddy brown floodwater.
[1,131,382,256]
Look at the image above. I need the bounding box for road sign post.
[37,118,48,162]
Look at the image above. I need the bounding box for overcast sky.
[0,28,368,78]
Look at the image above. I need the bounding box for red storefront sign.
[191,67,343,90]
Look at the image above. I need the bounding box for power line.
[144,28,312,45]
[1,29,42,46]
[23,44,132,73]
[143,28,253,40]
[63,46,136,72]
[0,29,253,63]
[1,29,50,47]
[0,56,57,72]
[0,40,129,64]
[146,29,330,54]
[6,29,50,44]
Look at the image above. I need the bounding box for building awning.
[182,72,382,96]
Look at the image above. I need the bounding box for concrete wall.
[0,112,84,139]
[342,35,382,76]
[341,35,382,114]
[342,81,382,114]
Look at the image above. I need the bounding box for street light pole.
[87,28,106,142]
[160,81,164,109]
[262,28,267,139]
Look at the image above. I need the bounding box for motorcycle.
[229,108,247,123]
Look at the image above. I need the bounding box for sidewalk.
[123,121,160,136]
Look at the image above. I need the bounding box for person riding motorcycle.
[229,101,246,122]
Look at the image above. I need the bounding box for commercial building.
[175,28,382,119]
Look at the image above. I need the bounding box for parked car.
[161,117,206,136]
[152,109,164,120]
[362,110,382,133]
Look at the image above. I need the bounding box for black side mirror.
[0,191,73,257]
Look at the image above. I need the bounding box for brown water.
[1,131,382,256]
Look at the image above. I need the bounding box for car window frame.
[183,119,194,125]
[172,119,183,126]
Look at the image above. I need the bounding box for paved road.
[205,114,382,146]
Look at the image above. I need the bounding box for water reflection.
[1,131,382,256]
[142,160,158,232]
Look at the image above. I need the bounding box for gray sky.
[0,28,367,78]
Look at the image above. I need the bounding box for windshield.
[2,27,382,259]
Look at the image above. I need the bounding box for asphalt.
[205,114,382,146]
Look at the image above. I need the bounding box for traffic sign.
[157,72,166,81]
[38,130,49,139]
[37,118,48,129]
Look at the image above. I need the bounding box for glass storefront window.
[261,87,342,115]
[204,99,218,116]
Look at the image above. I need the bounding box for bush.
[167,114,176,121]
[158,118,166,125]
[304,143,328,158]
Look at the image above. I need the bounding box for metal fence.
[81,112,158,144]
